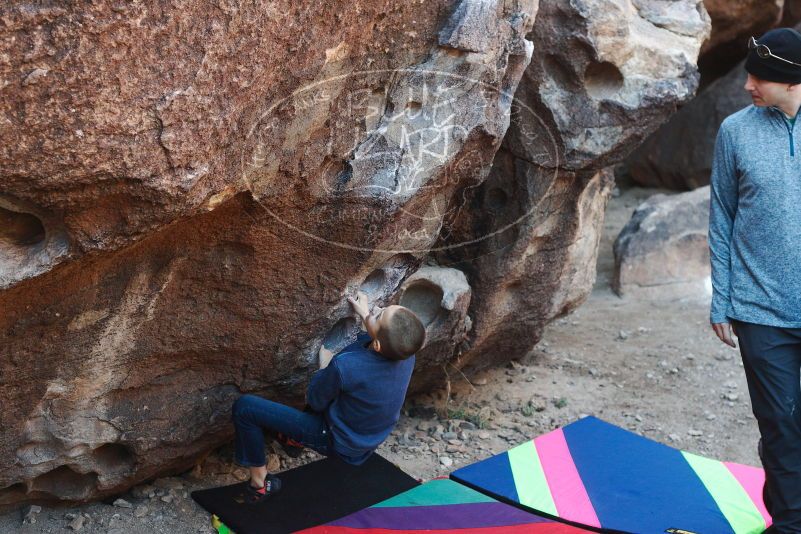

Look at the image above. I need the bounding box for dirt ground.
[1,183,760,533]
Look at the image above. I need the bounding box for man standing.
[709,28,801,533]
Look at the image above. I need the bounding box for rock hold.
[395,265,472,391]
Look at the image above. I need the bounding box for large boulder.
[0,0,538,510]
[0,0,713,511]
[613,186,711,299]
[435,164,615,370]
[504,0,711,172]
[435,0,710,371]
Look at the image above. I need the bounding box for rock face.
[0,0,537,510]
[504,0,711,171]
[782,0,801,27]
[613,186,711,299]
[436,166,615,370]
[0,0,712,512]
[435,0,710,370]
[0,198,69,289]
[627,59,751,190]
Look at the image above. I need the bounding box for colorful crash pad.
[298,477,588,533]
[450,416,771,534]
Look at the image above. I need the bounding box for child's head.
[365,304,426,360]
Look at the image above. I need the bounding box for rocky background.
[0,0,789,517]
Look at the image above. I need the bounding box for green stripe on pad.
[681,451,766,534]
[372,478,494,507]
[508,440,558,516]
[211,515,235,534]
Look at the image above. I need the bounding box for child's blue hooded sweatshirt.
[709,104,801,327]
[306,332,415,464]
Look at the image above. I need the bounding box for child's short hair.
[377,306,426,360]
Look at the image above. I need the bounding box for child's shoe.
[236,474,282,505]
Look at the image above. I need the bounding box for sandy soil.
[0,184,760,533]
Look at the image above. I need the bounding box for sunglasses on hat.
[749,36,801,67]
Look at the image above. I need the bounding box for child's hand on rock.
[318,345,335,369]
[347,290,370,321]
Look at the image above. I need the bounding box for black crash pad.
[190,454,419,534]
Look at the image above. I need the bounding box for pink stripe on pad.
[724,461,772,528]
[535,427,601,528]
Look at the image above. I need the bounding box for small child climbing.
[230,290,426,504]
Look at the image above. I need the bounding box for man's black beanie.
[745,28,801,84]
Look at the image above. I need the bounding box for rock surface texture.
[0,0,710,511]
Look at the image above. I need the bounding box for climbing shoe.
[235,474,282,505]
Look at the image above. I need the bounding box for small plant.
[446,406,489,429]
[446,407,469,420]
[553,397,568,409]
[520,398,547,416]
[520,401,535,417]
[436,361,487,428]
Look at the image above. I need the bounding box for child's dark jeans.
[231,394,333,467]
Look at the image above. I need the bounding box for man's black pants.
[733,319,801,533]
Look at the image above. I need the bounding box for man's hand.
[318,345,335,369]
[712,322,738,348]
[347,290,370,321]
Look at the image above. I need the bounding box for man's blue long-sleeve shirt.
[306,332,415,463]
[709,104,801,327]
